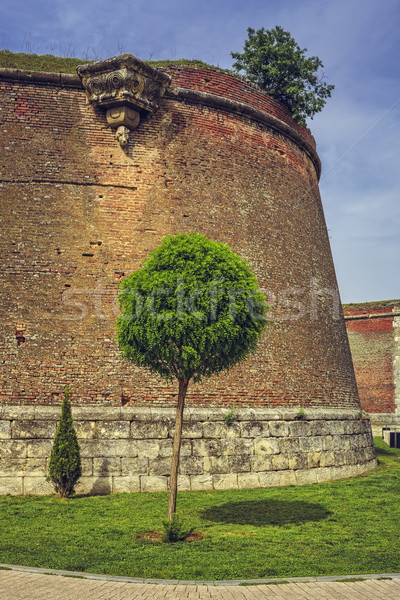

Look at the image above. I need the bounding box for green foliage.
[225,409,237,427]
[295,407,306,420]
[162,515,194,543]
[47,387,82,498]
[231,26,334,123]
[117,232,268,383]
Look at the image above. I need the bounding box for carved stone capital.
[77,54,171,147]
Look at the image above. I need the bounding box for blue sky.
[1,0,399,303]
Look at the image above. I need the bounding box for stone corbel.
[77,54,171,148]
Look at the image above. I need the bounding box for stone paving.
[1,569,400,600]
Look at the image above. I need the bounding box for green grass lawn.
[0,437,399,580]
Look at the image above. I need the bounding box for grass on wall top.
[0,49,218,74]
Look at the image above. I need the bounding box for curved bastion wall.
[0,55,376,494]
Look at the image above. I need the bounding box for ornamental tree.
[47,386,82,498]
[231,26,334,123]
[117,232,268,520]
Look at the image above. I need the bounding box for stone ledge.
[0,405,366,422]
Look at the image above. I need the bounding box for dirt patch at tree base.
[135,531,204,542]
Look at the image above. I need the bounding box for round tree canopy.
[117,232,268,382]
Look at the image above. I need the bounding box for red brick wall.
[344,305,396,413]
[0,65,359,408]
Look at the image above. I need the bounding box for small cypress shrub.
[47,386,82,498]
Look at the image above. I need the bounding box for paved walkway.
[1,567,400,600]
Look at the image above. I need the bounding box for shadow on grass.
[202,500,332,526]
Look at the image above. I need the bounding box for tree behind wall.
[231,26,334,123]
[47,386,82,498]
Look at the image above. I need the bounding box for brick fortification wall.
[0,61,357,410]
[0,57,377,493]
[344,302,400,432]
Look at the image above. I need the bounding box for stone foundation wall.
[0,406,377,496]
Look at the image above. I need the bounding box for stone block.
[271,454,289,471]
[342,421,358,435]
[323,436,334,450]
[289,421,310,437]
[254,437,280,455]
[12,420,56,440]
[308,421,331,436]
[112,476,141,493]
[179,456,204,476]
[229,454,251,473]
[73,407,121,421]
[157,439,191,458]
[191,439,209,457]
[250,454,272,472]
[148,457,171,476]
[280,438,300,454]
[97,421,130,439]
[0,458,47,477]
[204,439,225,457]
[299,436,324,452]
[204,455,230,474]
[93,457,121,477]
[0,476,23,495]
[33,406,62,420]
[0,477,23,496]
[240,420,270,438]
[288,453,308,470]
[177,475,191,491]
[74,421,96,440]
[277,470,297,486]
[331,421,346,435]
[237,472,260,489]
[307,451,321,469]
[206,438,253,457]
[333,451,350,466]
[294,469,318,485]
[76,477,112,495]
[130,420,169,439]
[185,407,219,422]
[203,421,237,439]
[319,452,336,468]
[122,406,152,421]
[315,466,343,483]
[79,440,138,458]
[0,421,11,439]
[140,475,168,492]
[136,440,161,460]
[23,477,53,495]
[340,435,351,450]
[190,474,213,491]
[0,440,27,458]
[81,458,93,477]
[121,457,142,476]
[212,473,238,490]
[26,440,52,458]
[258,471,282,487]
[268,421,289,437]
[0,406,36,420]
[181,421,203,438]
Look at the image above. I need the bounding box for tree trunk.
[167,377,190,521]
